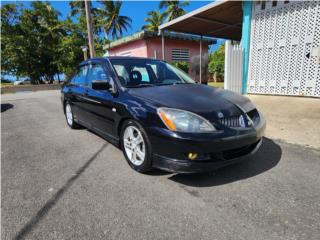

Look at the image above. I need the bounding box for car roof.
[80,56,161,66]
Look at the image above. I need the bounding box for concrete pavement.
[1,90,320,240]
[248,94,320,148]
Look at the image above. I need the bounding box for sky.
[4,1,213,34]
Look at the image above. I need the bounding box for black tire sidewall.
[120,120,153,173]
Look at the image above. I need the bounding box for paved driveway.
[1,91,320,240]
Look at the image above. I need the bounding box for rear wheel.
[65,102,81,129]
[121,120,152,173]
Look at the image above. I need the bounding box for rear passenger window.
[71,65,88,86]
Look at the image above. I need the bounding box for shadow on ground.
[1,103,14,112]
[169,137,281,187]
[13,143,108,240]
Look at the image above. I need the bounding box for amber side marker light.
[188,153,198,160]
[158,110,177,131]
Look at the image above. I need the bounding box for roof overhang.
[104,30,216,50]
[159,0,243,41]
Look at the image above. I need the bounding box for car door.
[66,64,90,124]
[85,61,117,138]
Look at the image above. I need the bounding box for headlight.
[157,108,216,133]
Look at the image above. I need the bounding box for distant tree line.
[1,0,133,84]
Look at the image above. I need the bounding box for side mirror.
[92,80,111,91]
[92,79,117,95]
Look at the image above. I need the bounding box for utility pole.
[85,0,95,58]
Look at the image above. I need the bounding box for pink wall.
[108,38,209,61]
[145,38,209,63]
[108,37,210,81]
[108,39,148,58]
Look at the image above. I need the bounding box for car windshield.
[109,58,195,88]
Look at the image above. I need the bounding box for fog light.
[188,153,198,160]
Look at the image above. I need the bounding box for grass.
[208,82,224,88]
[0,83,35,88]
[1,82,13,86]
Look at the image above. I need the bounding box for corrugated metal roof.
[104,30,216,50]
[159,1,243,41]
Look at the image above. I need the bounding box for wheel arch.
[117,117,133,138]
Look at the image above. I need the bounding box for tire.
[65,102,81,129]
[120,120,153,173]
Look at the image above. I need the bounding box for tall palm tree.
[142,11,167,32]
[159,0,189,21]
[97,0,132,40]
[69,1,86,17]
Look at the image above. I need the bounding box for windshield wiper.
[155,82,191,86]
[126,84,155,88]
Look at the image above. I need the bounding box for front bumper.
[152,139,262,173]
[146,114,266,173]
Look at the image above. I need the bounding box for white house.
[159,0,320,97]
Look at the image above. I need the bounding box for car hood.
[128,84,255,120]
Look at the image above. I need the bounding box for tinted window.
[132,66,150,83]
[71,65,88,86]
[87,63,109,85]
[110,59,194,87]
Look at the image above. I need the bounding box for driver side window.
[87,63,109,86]
[71,65,88,86]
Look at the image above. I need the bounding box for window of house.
[171,49,190,62]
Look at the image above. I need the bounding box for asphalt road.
[2,91,320,240]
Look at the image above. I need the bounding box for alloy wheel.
[66,104,73,126]
[123,126,145,166]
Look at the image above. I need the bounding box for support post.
[199,35,202,84]
[85,0,95,58]
[161,31,165,60]
[241,1,252,94]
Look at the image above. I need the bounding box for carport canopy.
[159,0,243,41]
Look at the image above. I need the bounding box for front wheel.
[121,120,153,173]
[65,102,81,129]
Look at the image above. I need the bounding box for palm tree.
[97,0,132,40]
[142,11,167,32]
[69,1,86,17]
[159,0,189,21]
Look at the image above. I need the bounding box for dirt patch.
[1,84,61,94]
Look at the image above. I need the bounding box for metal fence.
[224,40,243,94]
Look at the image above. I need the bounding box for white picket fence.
[224,40,243,94]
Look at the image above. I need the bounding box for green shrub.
[171,61,189,73]
[208,44,224,82]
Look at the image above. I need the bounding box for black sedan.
[61,57,265,173]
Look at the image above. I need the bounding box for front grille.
[247,109,260,125]
[218,115,242,127]
[217,109,260,128]
[222,141,259,160]
[210,140,260,161]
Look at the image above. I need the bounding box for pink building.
[104,31,215,82]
